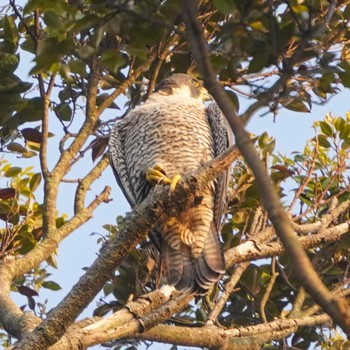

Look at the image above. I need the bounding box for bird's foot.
[146,165,181,192]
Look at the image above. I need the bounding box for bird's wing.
[206,102,234,231]
[108,117,138,208]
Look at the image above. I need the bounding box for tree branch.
[225,220,350,267]
[260,258,279,323]
[208,262,250,323]
[133,313,329,349]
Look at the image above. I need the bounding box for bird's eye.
[191,79,200,87]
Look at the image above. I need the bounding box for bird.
[109,73,233,292]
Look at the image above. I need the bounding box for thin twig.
[260,258,279,323]
[208,262,250,323]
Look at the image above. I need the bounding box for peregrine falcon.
[109,73,233,292]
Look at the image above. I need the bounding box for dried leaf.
[91,137,108,162]
[17,285,39,297]
[0,188,16,199]
[21,128,42,143]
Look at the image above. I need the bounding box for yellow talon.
[146,165,181,192]
[146,166,170,184]
[169,174,182,192]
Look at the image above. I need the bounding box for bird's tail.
[161,223,225,292]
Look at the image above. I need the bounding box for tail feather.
[161,242,183,286]
[194,255,220,290]
[203,224,226,273]
[161,242,194,291]
[175,251,194,292]
[161,226,225,292]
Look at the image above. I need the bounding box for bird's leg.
[146,164,181,192]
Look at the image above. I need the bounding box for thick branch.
[0,264,40,340]
[225,221,350,267]
[81,292,193,346]
[133,313,330,349]
[180,0,350,333]
[38,287,178,350]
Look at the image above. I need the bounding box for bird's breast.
[124,102,214,179]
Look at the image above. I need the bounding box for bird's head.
[154,73,211,102]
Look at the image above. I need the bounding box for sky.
[2,1,350,349]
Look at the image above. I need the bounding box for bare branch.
[133,313,330,349]
[260,258,279,323]
[225,220,350,266]
[208,262,250,323]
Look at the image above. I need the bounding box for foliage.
[0,0,350,349]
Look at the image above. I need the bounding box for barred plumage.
[109,74,233,292]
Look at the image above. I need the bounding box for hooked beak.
[200,87,212,101]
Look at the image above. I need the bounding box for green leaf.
[341,139,350,150]
[319,72,335,93]
[30,38,75,75]
[339,124,350,140]
[285,99,310,113]
[42,281,62,291]
[0,75,32,94]
[100,50,126,74]
[213,0,235,14]
[0,53,19,74]
[54,103,72,122]
[103,224,118,234]
[334,117,345,132]
[7,142,27,154]
[248,54,269,73]
[4,15,19,52]
[0,202,12,216]
[319,121,333,137]
[23,151,37,158]
[299,193,313,206]
[339,70,350,88]
[264,139,276,154]
[68,60,87,77]
[4,166,22,177]
[56,216,66,228]
[316,135,331,148]
[225,89,239,112]
[93,303,114,317]
[75,45,96,59]
[29,173,42,192]
[103,282,115,297]
[195,308,208,323]
[16,97,43,123]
